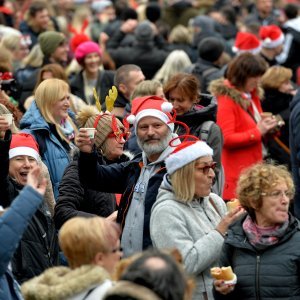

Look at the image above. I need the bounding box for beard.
[137,129,172,158]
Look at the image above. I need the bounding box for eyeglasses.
[197,162,217,175]
[111,246,123,253]
[107,131,130,143]
[261,190,294,200]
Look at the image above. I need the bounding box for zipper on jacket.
[255,255,261,300]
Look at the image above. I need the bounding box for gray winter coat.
[150,176,227,300]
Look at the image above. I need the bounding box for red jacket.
[210,79,263,200]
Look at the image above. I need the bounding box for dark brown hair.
[226,53,267,89]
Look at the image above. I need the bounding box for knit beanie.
[166,140,213,175]
[134,21,154,43]
[75,41,102,65]
[38,31,66,57]
[9,133,40,161]
[127,96,173,131]
[84,114,124,148]
[198,37,224,62]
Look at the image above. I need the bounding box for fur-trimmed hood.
[104,281,162,300]
[21,265,110,300]
[208,78,264,110]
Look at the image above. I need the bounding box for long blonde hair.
[34,78,78,143]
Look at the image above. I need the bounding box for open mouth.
[19,172,29,180]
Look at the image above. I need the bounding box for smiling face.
[255,182,291,227]
[194,156,215,198]
[102,134,125,160]
[84,52,101,74]
[9,155,38,185]
[136,116,171,161]
[168,87,196,115]
[52,94,71,122]
[34,8,50,30]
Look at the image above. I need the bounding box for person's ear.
[118,83,127,95]
[93,252,105,266]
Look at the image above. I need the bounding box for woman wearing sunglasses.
[213,163,300,299]
[54,106,132,230]
[150,138,244,300]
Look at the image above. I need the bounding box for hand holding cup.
[75,128,95,153]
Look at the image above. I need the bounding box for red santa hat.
[232,32,261,55]
[127,96,174,131]
[9,133,40,161]
[166,139,213,175]
[259,25,284,49]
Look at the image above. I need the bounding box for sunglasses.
[107,131,131,143]
[198,162,217,175]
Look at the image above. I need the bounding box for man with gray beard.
[76,96,178,257]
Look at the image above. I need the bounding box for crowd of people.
[1,0,300,299]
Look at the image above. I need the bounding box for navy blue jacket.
[78,151,166,249]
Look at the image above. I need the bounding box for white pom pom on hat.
[259,25,284,49]
[127,95,174,131]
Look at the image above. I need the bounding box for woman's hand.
[214,279,235,295]
[216,206,245,236]
[27,166,47,196]
[257,116,278,136]
[75,128,94,153]
[0,116,11,139]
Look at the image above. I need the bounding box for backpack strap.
[199,121,214,142]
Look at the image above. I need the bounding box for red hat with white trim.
[127,95,174,130]
[259,25,284,49]
[232,32,261,55]
[165,140,213,175]
[9,133,40,161]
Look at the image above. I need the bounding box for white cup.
[2,114,13,125]
[85,128,96,139]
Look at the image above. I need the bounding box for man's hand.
[27,166,47,195]
[120,19,138,33]
[75,128,94,153]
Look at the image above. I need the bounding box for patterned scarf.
[243,215,289,250]
[60,119,75,141]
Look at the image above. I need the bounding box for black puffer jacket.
[54,153,130,230]
[0,131,59,284]
[213,214,300,300]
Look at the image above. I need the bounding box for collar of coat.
[208,78,264,110]
[21,264,110,300]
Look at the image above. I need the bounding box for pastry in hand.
[211,266,237,285]
[226,198,240,212]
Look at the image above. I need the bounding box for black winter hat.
[198,37,224,62]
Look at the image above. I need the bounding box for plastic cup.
[85,128,96,139]
[2,113,13,125]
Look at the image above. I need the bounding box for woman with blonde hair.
[20,78,78,199]
[260,66,296,167]
[153,50,192,85]
[22,216,122,300]
[151,138,244,299]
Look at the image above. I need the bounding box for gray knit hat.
[38,31,66,57]
[135,21,154,42]
[84,114,124,148]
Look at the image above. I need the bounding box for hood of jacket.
[225,213,300,251]
[21,265,110,300]
[285,17,300,42]
[175,94,217,128]
[104,281,162,300]
[209,78,264,110]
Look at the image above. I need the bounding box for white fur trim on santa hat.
[135,109,174,131]
[236,45,262,55]
[9,146,39,161]
[262,33,284,49]
[166,141,213,175]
